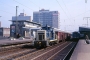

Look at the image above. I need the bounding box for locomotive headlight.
[39,42,41,44]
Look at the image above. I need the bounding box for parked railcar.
[71,32,80,41]
[55,31,66,42]
[65,32,71,41]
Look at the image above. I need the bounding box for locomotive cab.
[34,30,48,48]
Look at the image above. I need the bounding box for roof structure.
[79,27,90,31]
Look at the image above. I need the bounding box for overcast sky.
[0,0,90,32]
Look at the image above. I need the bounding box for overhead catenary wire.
[55,0,70,20]
[84,0,89,27]
[56,0,86,32]
[55,0,72,31]
[56,0,89,20]
[73,10,90,18]
[0,9,14,15]
[13,0,34,11]
[0,1,24,14]
[61,0,74,31]
[28,0,41,9]
[61,0,73,18]
[0,3,16,9]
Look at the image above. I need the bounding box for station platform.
[70,39,90,60]
[0,38,33,46]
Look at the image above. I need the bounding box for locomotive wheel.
[44,45,47,48]
[49,42,52,46]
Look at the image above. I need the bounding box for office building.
[33,9,60,29]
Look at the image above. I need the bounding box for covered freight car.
[55,30,71,42]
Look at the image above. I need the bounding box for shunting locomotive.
[34,25,71,49]
[34,25,57,48]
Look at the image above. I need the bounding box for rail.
[63,42,77,60]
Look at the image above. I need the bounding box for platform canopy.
[79,27,90,32]
[22,27,41,30]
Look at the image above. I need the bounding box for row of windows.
[0,29,2,32]
[33,13,52,15]
[33,17,52,19]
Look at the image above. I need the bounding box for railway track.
[0,41,76,60]
[47,42,76,60]
[13,42,71,60]
[0,43,36,60]
[0,41,64,60]
[31,42,72,60]
[0,43,32,52]
[0,49,36,60]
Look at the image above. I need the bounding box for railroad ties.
[0,39,77,60]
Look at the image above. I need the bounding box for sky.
[0,0,90,33]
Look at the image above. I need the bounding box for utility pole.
[16,6,18,36]
[83,17,90,27]
[85,0,87,3]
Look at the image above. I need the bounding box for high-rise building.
[33,9,60,29]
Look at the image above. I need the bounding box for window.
[12,22,16,24]
[38,33,45,40]
[0,29,2,32]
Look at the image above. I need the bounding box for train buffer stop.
[70,39,90,60]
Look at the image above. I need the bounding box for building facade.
[0,27,10,37]
[10,20,41,38]
[79,27,90,38]
[12,13,32,22]
[11,13,41,38]
[33,9,60,29]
